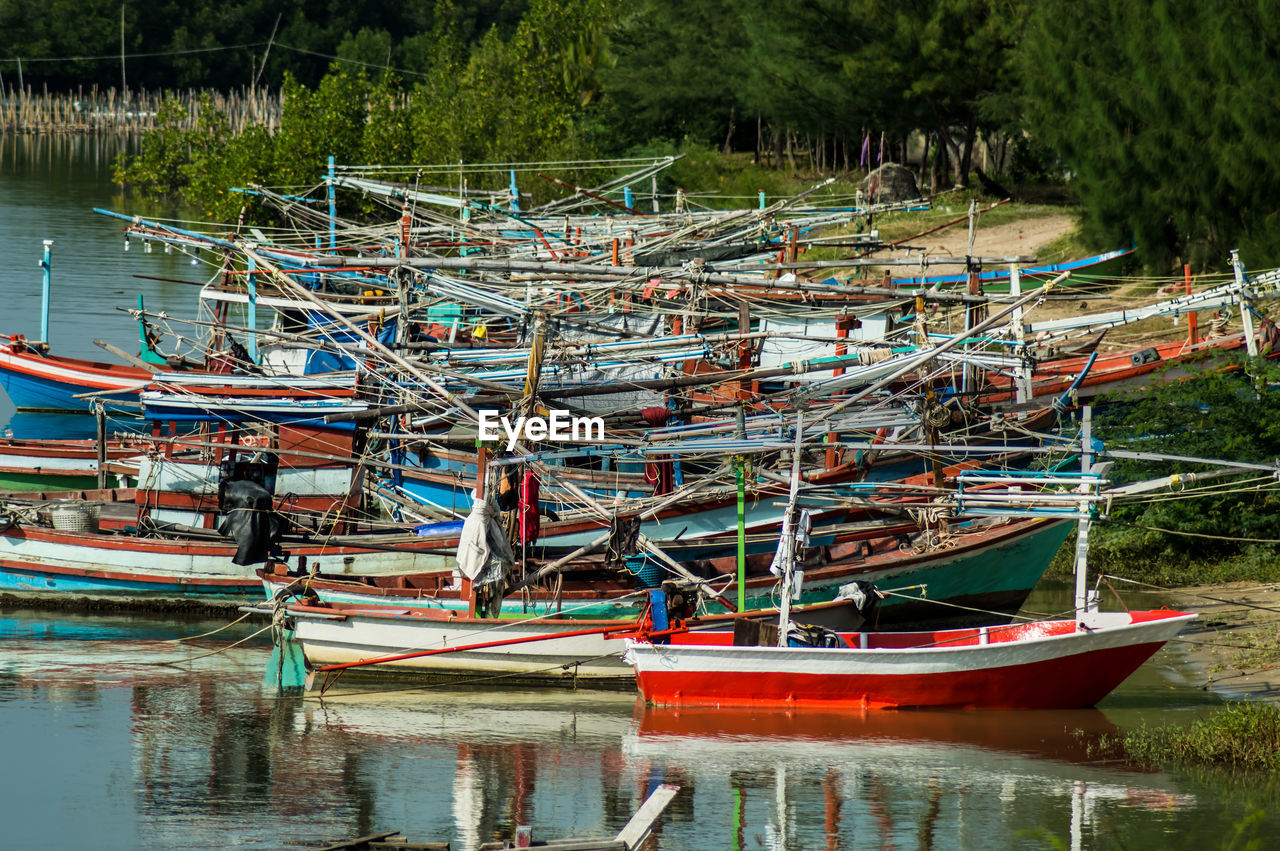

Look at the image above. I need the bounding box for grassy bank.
[1097,702,1280,773]
[1044,535,1280,588]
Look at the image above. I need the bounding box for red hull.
[633,639,1168,710]
[628,610,1194,710]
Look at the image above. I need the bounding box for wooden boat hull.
[729,518,1074,626]
[261,572,654,620]
[980,334,1254,403]
[0,336,355,414]
[260,518,1072,628]
[626,610,1195,710]
[286,599,865,687]
[0,341,149,412]
[0,523,455,609]
[288,606,636,685]
[0,437,144,491]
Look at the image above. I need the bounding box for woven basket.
[49,503,97,533]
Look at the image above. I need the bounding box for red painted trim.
[0,465,98,476]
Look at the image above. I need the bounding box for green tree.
[408,0,604,176]
[363,76,414,166]
[737,0,869,147]
[603,0,746,148]
[1018,0,1280,270]
[1089,358,1280,573]
[271,68,371,190]
[338,28,396,73]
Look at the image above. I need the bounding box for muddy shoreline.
[1162,582,1280,701]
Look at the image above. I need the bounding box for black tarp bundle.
[217,479,284,565]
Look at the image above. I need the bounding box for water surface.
[1,596,1277,851]
[0,134,200,430]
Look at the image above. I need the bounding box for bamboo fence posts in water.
[0,85,281,133]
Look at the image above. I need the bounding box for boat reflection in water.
[306,686,1197,851]
[627,706,1193,850]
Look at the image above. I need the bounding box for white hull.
[289,606,635,684]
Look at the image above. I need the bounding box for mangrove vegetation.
[3,1,1275,272]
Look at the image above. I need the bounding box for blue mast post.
[759,190,766,210]
[327,155,337,250]
[39,239,53,344]
[509,169,520,212]
[624,185,634,211]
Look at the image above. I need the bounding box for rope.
[145,622,275,668]
[1108,521,1280,544]
[163,609,254,643]
[879,589,1060,623]
[1099,574,1280,615]
[305,650,630,700]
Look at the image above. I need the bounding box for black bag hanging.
[605,516,641,566]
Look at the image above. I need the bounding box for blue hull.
[0,564,258,603]
[0,369,136,413]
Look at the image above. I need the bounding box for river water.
[0,134,196,436]
[1,138,1278,850]
[2,587,1278,850]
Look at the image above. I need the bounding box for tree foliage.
[1088,358,1280,573]
[94,0,1280,274]
[1018,0,1280,269]
[602,0,747,148]
[0,0,529,91]
[603,0,1024,185]
[115,0,608,214]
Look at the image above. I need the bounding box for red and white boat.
[624,609,1195,710]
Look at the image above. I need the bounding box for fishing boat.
[627,412,1198,711]
[979,331,1270,404]
[281,596,868,689]
[0,436,147,491]
[0,334,154,412]
[0,516,265,606]
[0,333,363,415]
[0,497,459,609]
[623,609,1195,710]
[258,516,1073,626]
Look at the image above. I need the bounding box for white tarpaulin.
[454,496,515,587]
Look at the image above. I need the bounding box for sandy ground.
[1161,583,1280,701]
[908,212,1078,261]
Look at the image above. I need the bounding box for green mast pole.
[734,404,748,611]
[736,455,746,611]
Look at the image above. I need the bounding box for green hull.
[0,472,111,492]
